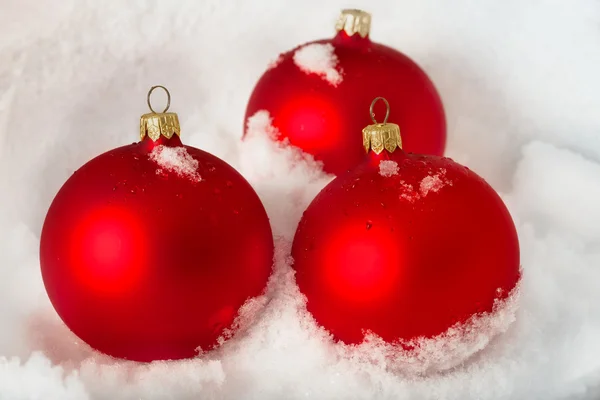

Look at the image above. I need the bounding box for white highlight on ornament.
[378,160,399,177]
[420,168,453,197]
[149,145,202,183]
[293,43,343,86]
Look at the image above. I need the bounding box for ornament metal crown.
[362,97,402,154]
[335,9,371,38]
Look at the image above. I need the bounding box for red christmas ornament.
[292,98,519,347]
[244,9,446,176]
[40,86,274,361]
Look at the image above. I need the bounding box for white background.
[1,1,600,399]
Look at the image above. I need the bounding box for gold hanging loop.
[362,97,402,154]
[140,86,181,141]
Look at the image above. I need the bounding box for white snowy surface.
[1,1,600,399]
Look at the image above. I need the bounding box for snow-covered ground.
[1,1,600,399]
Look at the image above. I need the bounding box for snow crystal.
[149,145,202,183]
[420,168,452,196]
[378,160,399,177]
[398,180,420,202]
[293,43,342,86]
[2,1,600,399]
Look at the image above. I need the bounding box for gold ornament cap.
[140,85,181,141]
[362,97,402,154]
[335,9,371,38]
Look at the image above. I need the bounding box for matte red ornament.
[292,98,520,347]
[244,9,446,176]
[40,87,274,361]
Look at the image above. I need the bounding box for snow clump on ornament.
[293,43,343,86]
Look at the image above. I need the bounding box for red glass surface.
[40,135,274,361]
[291,149,520,344]
[244,31,447,176]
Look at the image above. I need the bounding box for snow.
[149,145,202,183]
[346,283,521,376]
[378,160,399,177]
[420,168,452,196]
[398,180,420,202]
[509,141,600,242]
[293,43,342,86]
[243,110,333,237]
[267,55,283,70]
[2,1,600,399]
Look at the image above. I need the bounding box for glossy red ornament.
[244,9,446,176]
[40,87,274,361]
[291,99,519,345]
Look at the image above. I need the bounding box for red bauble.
[244,9,446,176]
[40,88,274,361]
[291,104,519,346]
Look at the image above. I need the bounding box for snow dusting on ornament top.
[149,145,202,183]
[420,168,452,197]
[377,160,453,200]
[379,160,400,177]
[293,43,343,86]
